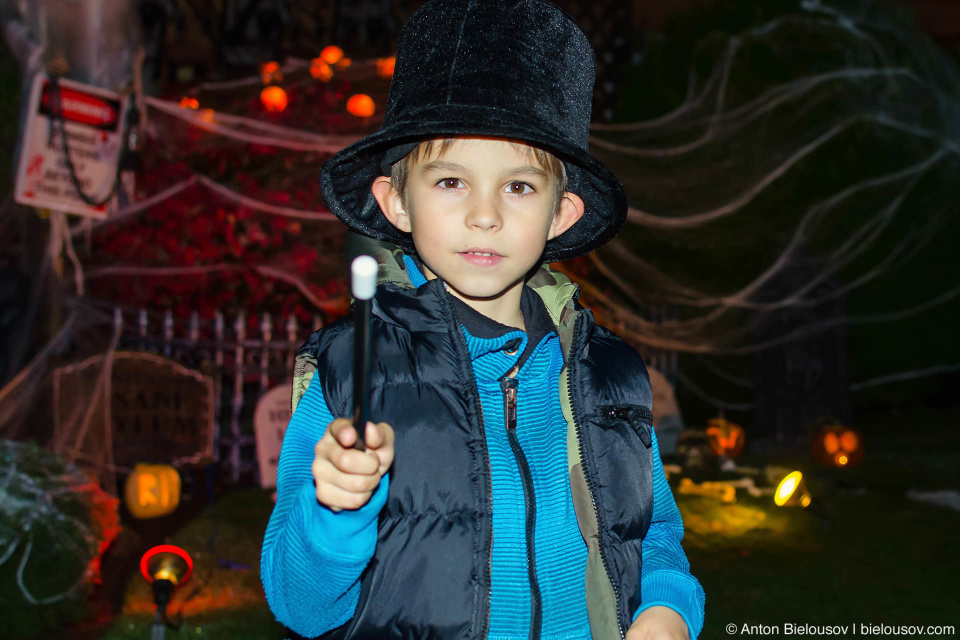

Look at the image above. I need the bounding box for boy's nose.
[465,196,503,231]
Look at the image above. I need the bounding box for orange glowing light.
[376,56,396,78]
[260,61,283,84]
[199,108,215,123]
[320,45,344,65]
[310,57,333,81]
[261,86,289,113]
[836,454,849,466]
[179,97,199,109]
[347,94,376,118]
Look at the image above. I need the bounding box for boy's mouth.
[460,248,503,257]
[459,248,504,267]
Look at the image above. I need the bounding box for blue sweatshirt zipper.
[499,373,543,640]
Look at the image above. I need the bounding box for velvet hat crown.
[318,0,628,262]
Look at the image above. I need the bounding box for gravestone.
[53,352,215,473]
[254,384,293,489]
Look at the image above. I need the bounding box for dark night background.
[0,1,957,639]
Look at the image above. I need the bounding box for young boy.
[261,1,706,639]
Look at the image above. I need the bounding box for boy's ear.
[371,176,411,232]
[548,191,585,241]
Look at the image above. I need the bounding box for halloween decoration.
[812,423,863,467]
[124,464,181,519]
[705,415,745,458]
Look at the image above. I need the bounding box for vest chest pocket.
[595,404,653,448]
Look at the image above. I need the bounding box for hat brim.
[319,104,627,263]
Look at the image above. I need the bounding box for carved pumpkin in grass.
[705,416,746,458]
[812,423,863,468]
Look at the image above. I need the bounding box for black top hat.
[319,0,628,263]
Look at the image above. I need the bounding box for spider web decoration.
[0,440,119,627]
[584,0,960,363]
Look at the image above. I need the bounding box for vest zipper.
[566,313,626,640]
[499,375,542,640]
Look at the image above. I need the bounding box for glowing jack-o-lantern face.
[812,424,863,467]
[124,464,181,519]
[705,417,745,458]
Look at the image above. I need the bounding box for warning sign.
[14,75,129,219]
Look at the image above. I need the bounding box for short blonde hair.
[390,137,568,213]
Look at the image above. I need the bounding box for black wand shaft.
[350,255,377,450]
[351,297,372,450]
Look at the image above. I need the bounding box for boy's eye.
[506,182,534,195]
[437,178,463,189]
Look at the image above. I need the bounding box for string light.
[376,57,396,79]
[320,45,344,65]
[310,58,333,81]
[260,86,288,113]
[346,94,375,118]
[336,57,352,69]
[260,61,283,85]
[178,97,199,109]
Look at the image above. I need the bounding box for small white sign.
[14,74,128,218]
[255,384,293,489]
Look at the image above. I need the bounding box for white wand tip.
[351,255,378,300]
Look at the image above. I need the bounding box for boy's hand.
[627,605,690,640]
[313,418,395,512]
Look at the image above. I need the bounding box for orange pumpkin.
[812,423,863,467]
[124,464,181,519]
[705,416,745,458]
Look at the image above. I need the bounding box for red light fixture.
[141,544,193,638]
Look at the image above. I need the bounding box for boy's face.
[373,137,583,311]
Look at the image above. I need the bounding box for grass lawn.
[94,419,959,640]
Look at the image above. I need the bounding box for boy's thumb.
[335,420,356,447]
[364,421,380,448]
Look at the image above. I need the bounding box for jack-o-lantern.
[705,416,745,458]
[812,423,863,468]
[124,464,181,519]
